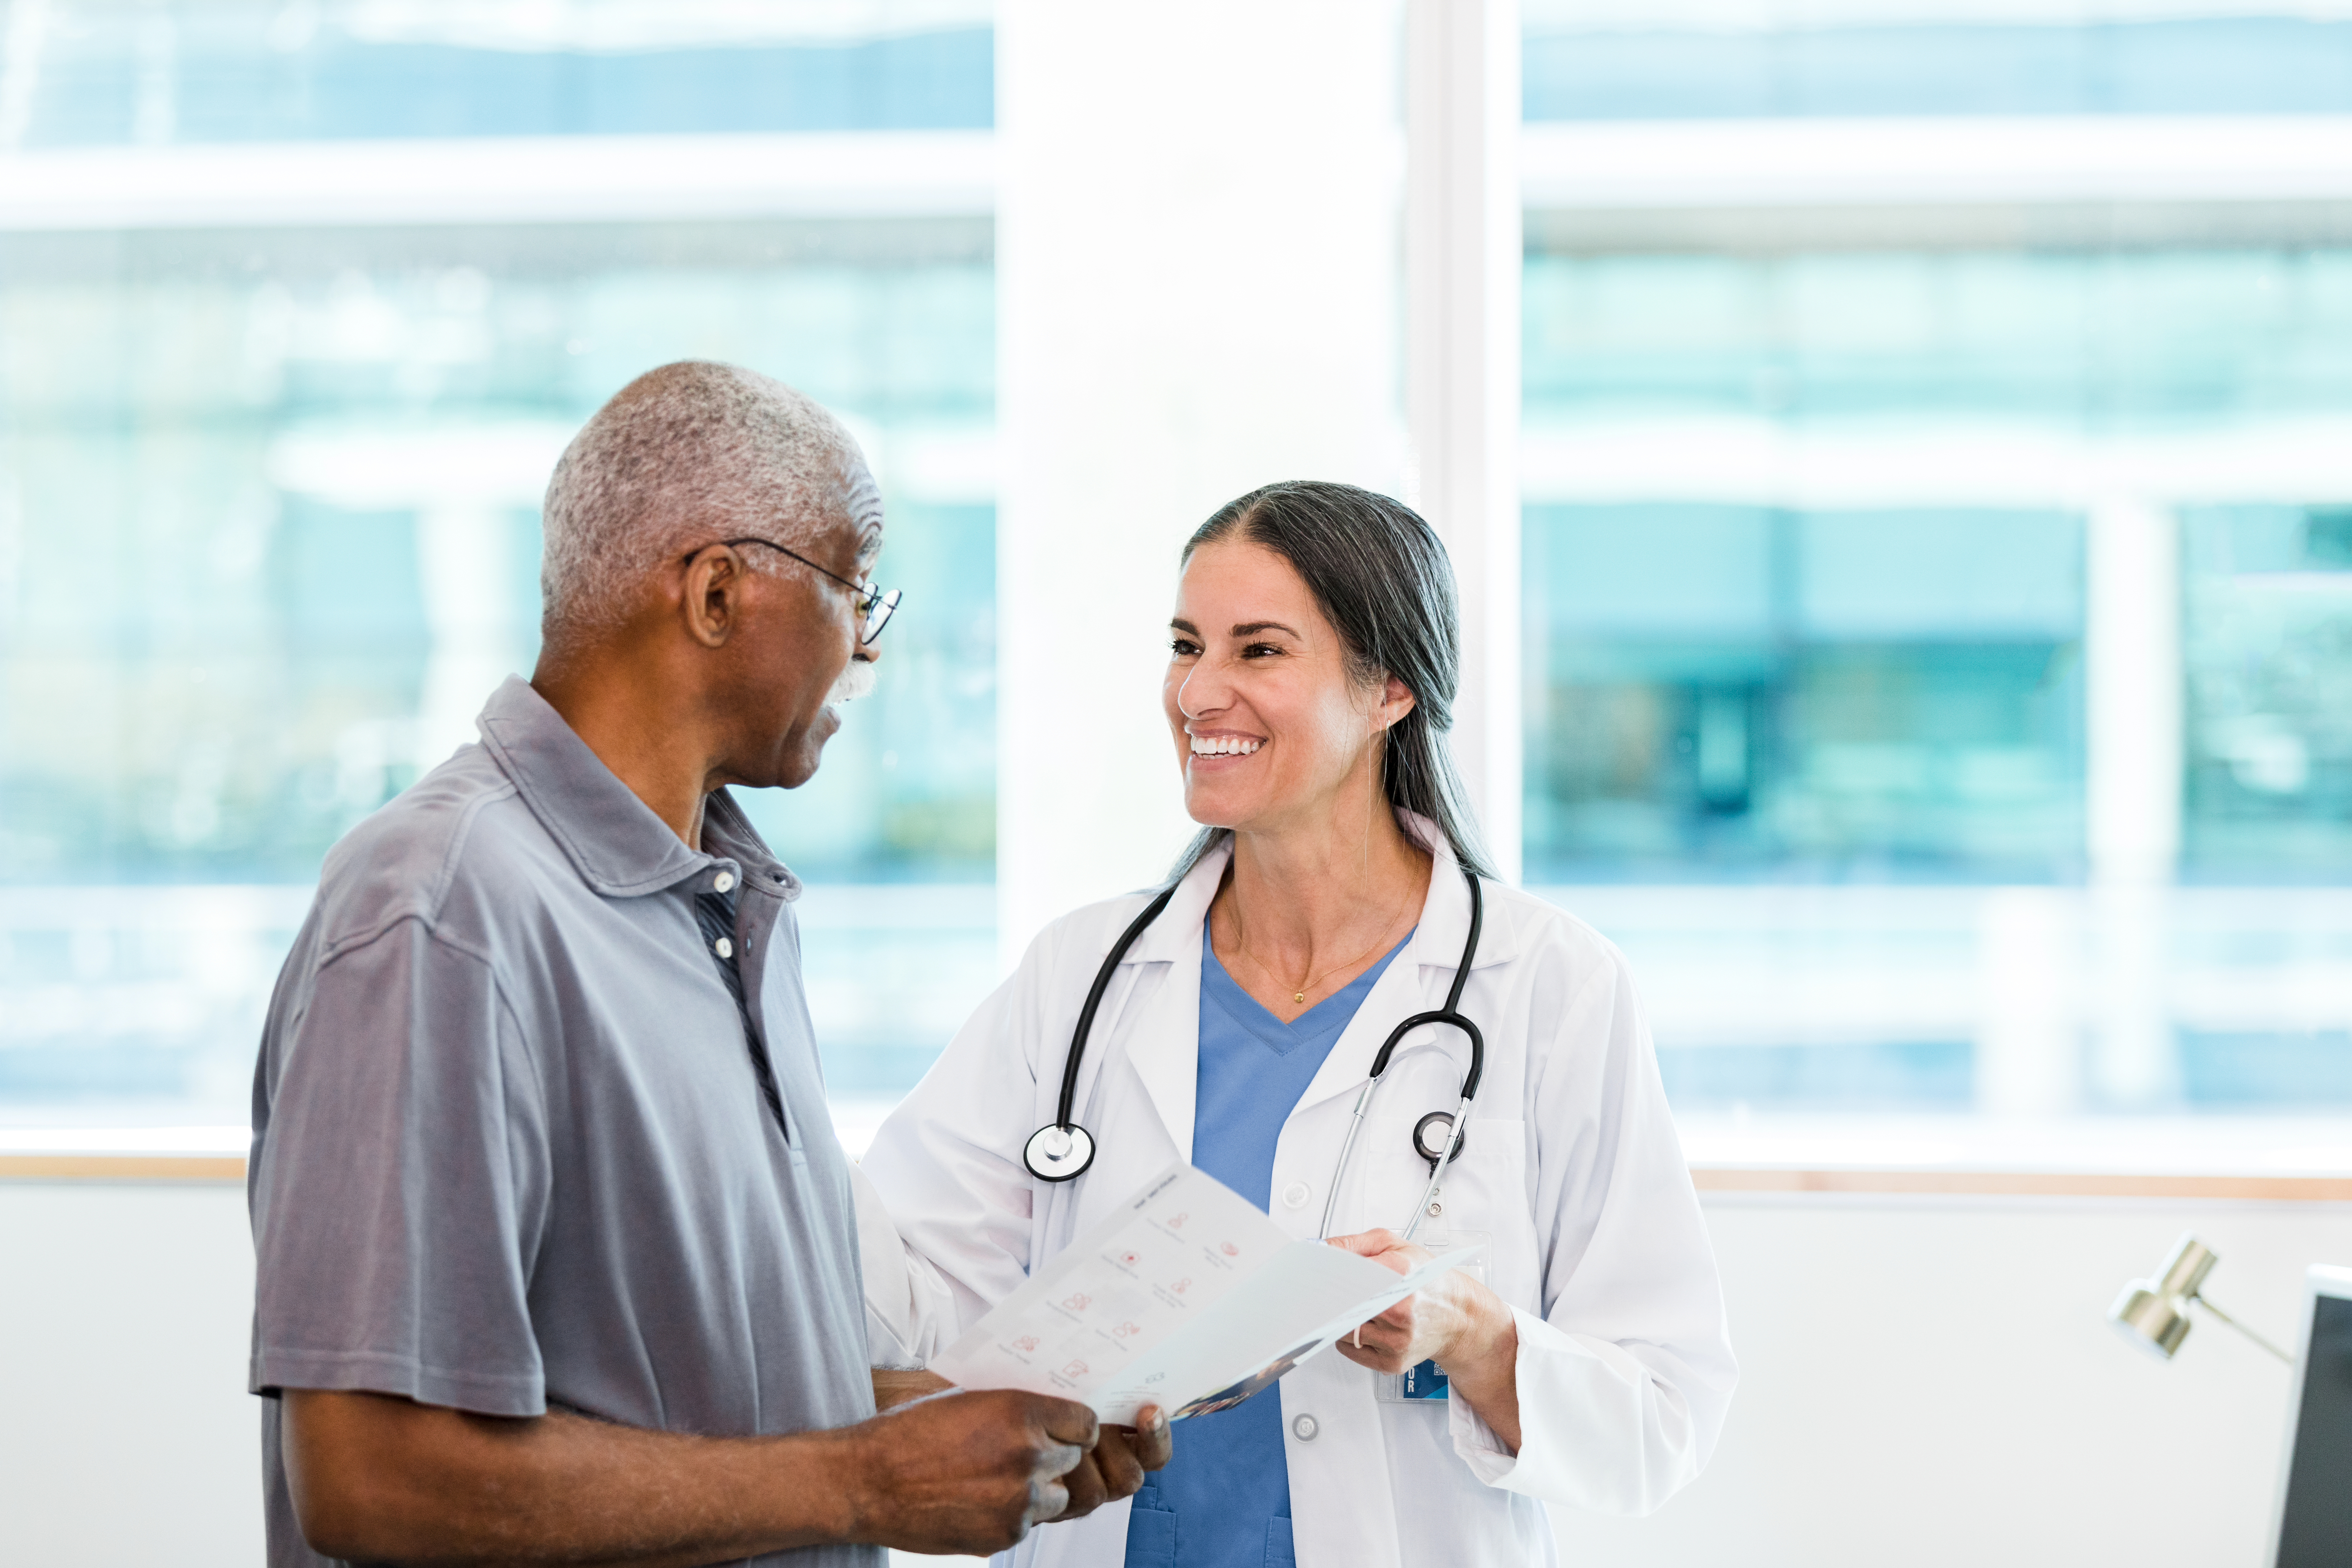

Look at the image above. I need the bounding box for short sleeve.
[249,917,551,1416]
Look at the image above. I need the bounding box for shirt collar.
[473,676,796,900]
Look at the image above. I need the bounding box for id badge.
[1372,1228,1490,1404]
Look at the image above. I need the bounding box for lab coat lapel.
[1107,844,1227,1162]
[1111,934,1203,1162]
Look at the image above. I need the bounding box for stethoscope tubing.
[1319,874,1484,1242]
[1035,862,1487,1249]
[1050,881,1180,1135]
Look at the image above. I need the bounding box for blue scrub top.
[1124,924,1413,1568]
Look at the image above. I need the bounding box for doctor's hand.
[1326,1229,1524,1452]
[838,1387,1100,1555]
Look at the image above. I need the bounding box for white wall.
[0,1181,262,1565]
[6,1179,2341,1566]
[1563,1195,2345,1568]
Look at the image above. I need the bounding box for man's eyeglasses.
[690,537,901,644]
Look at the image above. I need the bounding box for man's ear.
[681,545,744,649]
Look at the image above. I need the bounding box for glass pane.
[2182,507,2352,881]
[0,219,997,1130]
[1526,5,2352,119]
[1525,504,2085,884]
[1524,242,2352,1116]
[6,1,992,145]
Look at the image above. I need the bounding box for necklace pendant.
[1293,991,1306,1004]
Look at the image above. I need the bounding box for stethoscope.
[1023,865,1485,1245]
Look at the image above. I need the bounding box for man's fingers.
[1029,1473,1073,1526]
[1059,1451,1110,1518]
[1091,1430,1145,1499]
[1035,1436,1086,1483]
[1131,1406,1173,1470]
[1033,1395,1101,1452]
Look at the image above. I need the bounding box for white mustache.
[828,659,877,705]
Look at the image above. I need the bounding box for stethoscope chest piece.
[1024,1122,1096,1183]
[1413,1110,1466,1170]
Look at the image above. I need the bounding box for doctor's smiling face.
[1165,538,1415,834]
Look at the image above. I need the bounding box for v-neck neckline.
[1201,931,1413,1055]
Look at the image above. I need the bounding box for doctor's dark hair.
[1168,480,1496,883]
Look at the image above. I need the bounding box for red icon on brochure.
[1061,1292,1091,1312]
[1114,1321,1141,1338]
[1116,1250,1141,1268]
[1063,1360,1089,1378]
[1172,1278,1191,1295]
[1167,1212,1188,1229]
[1012,1336,1039,1353]
[1220,1241,1240,1257]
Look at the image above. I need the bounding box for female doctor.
[857,481,1736,1568]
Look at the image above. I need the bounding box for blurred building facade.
[6,0,2352,1132]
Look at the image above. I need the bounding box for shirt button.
[1280,1181,1311,1210]
[1291,1414,1318,1442]
[713,871,736,893]
[713,936,734,959]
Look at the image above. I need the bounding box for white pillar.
[996,1,1406,960]
[1974,887,2081,1117]
[1405,0,1522,883]
[2085,498,2183,1106]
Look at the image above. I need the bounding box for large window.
[0,2,990,144]
[0,7,998,1143]
[1523,2,2352,1123]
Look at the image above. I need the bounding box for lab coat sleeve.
[858,921,1069,1343]
[851,1161,955,1368]
[1446,933,1738,1515]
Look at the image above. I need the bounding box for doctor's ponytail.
[1167,480,1497,884]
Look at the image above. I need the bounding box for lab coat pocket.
[1384,1116,1537,1309]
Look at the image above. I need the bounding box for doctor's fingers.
[1335,1333,1413,1375]
[1325,1227,1411,1264]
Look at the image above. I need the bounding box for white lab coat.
[856,822,1737,1568]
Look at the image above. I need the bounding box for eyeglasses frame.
[685,536,901,644]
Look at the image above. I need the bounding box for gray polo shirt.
[249,676,879,1568]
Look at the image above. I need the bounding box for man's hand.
[842,1388,1099,1554]
[1052,1405,1171,1521]
[851,1382,1171,1542]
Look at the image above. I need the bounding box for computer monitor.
[2269,1264,2352,1568]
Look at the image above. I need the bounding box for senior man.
[247,361,1166,1567]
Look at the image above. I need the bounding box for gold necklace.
[1224,898,1412,1007]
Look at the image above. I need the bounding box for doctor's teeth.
[1190,736,1261,756]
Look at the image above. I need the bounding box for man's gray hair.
[540,360,869,637]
